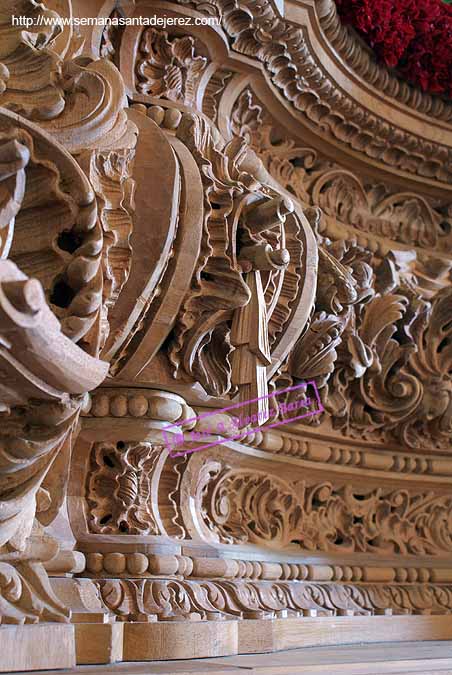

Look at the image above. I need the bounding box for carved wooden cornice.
[230,87,452,254]
[151,0,452,193]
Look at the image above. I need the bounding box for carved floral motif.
[87,442,162,535]
[136,29,207,105]
[232,90,452,252]
[196,462,452,555]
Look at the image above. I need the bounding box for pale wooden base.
[75,622,124,665]
[11,640,452,674]
[120,615,452,661]
[123,620,238,660]
[237,615,452,654]
[7,615,452,671]
[0,624,75,673]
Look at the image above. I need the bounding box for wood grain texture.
[10,640,452,674]
[0,624,75,672]
[3,0,452,669]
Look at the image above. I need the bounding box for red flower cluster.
[335,0,452,97]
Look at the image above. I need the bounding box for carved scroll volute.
[0,139,29,260]
[168,116,316,414]
[0,106,109,622]
[0,0,135,153]
[0,259,108,622]
[0,108,105,356]
[100,107,203,375]
[0,1,139,356]
[99,107,316,423]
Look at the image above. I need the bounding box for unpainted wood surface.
[12,641,452,675]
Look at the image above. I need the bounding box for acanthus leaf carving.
[97,576,452,620]
[194,461,452,556]
[165,110,314,420]
[0,1,136,154]
[136,28,207,106]
[231,89,452,252]
[87,442,162,535]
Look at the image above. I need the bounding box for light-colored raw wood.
[0,624,75,672]
[237,616,452,653]
[75,622,124,665]
[123,620,238,661]
[3,0,452,668]
[10,641,452,674]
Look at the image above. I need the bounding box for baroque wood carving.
[0,110,108,626]
[3,0,452,669]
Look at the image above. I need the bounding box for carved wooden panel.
[2,0,452,668]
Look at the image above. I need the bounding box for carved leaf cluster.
[197,462,452,555]
[87,443,162,535]
[98,577,452,620]
[136,29,207,105]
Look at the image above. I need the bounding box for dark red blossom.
[335,0,452,96]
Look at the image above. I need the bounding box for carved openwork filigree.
[232,90,452,252]
[87,442,162,535]
[195,461,452,556]
[285,230,452,450]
